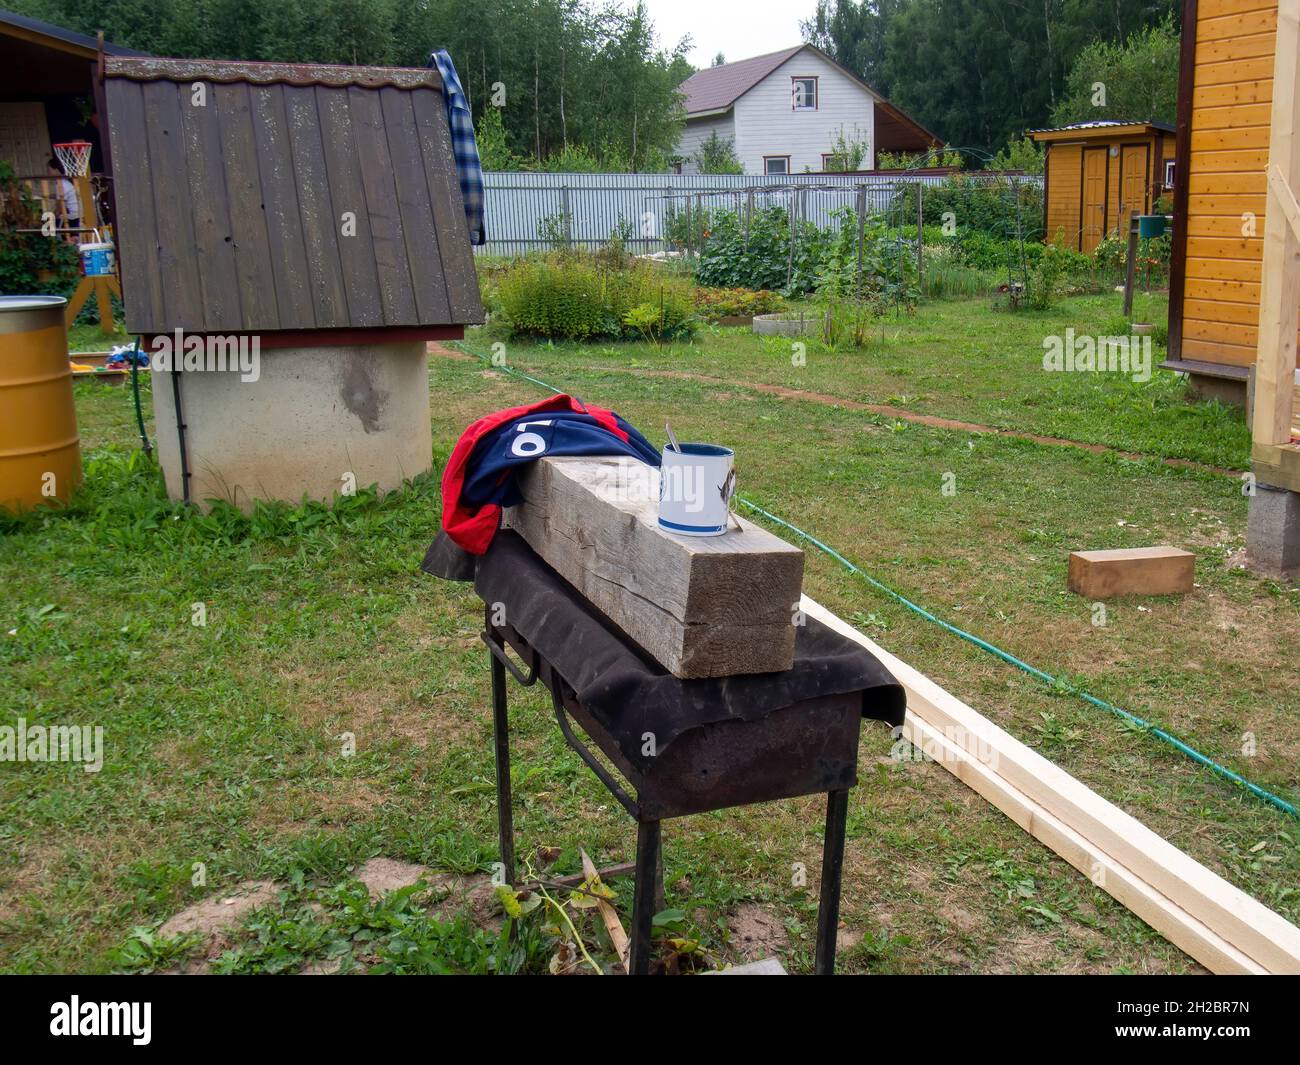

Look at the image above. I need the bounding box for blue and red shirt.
[441,394,660,554]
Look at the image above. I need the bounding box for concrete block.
[1247,483,1300,580]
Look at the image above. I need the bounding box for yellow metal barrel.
[0,296,82,512]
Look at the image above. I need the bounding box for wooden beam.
[1269,164,1300,242]
[1067,546,1195,598]
[506,456,804,679]
[1251,0,1300,450]
[801,595,1300,974]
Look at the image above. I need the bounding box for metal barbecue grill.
[425,529,905,974]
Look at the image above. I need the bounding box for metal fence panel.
[478,171,1040,256]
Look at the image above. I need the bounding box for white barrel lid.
[0,295,69,312]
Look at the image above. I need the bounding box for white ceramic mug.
[658,443,735,536]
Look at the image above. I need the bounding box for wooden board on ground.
[801,595,1300,975]
[505,456,804,679]
[1067,546,1195,598]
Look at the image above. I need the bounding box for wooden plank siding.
[1172,0,1300,373]
[1035,129,1174,253]
[103,57,483,335]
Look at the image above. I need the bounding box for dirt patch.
[728,902,789,963]
[159,880,280,940]
[355,858,430,900]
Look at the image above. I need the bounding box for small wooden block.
[1067,546,1195,599]
[505,456,804,679]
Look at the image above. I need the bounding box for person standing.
[45,158,81,239]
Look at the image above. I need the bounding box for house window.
[1164,159,1175,189]
[791,77,818,110]
[763,156,790,176]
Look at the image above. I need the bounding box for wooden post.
[915,181,924,283]
[1123,214,1140,318]
[856,185,866,281]
[1252,0,1300,452]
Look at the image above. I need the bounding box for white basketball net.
[52,141,92,178]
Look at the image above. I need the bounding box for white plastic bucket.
[79,241,115,278]
[658,443,734,536]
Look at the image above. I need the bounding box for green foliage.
[876,146,964,171]
[988,136,1045,176]
[497,253,696,341]
[692,131,743,175]
[694,207,832,294]
[1052,17,1180,127]
[802,0,1181,153]
[1028,240,1071,310]
[813,207,918,345]
[894,174,1044,243]
[824,124,871,172]
[0,161,79,295]
[13,0,690,173]
[693,286,787,321]
[475,106,519,171]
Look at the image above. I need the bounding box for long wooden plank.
[410,87,481,323]
[379,86,452,324]
[903,715,1267,974]
[347,85,418,325]
[802,595,1300,974]
[282,85,349,329]
[249,84,316,328]
[177,78,243,329]
[141,80,205,332]
[104,78,165,333]
[314,86,385,327]
[212,82,280,328]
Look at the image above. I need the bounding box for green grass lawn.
[1,293,1295,975]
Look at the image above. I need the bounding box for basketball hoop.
[52,140,93,178]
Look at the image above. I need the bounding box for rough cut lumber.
[801,595,1300,974]
[506,456,804,679]
[1067,547,1195,598]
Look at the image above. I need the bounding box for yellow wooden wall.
[1044,133,1172,252]
[1180,0,1300,368]
[1045,143,1082,246]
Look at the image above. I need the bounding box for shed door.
[1119,144,1149,230]
[0,102,51,177]
[1081,147,1108,253]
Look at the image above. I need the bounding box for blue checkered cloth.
[428,49,485,245]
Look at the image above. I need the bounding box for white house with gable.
[675,45,939,175]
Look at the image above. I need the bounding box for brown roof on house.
[103,56,481,335]
[678,46,803,113]
[677,44,942,150]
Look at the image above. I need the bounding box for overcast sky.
[640,0,809,68]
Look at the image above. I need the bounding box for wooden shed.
[101,56,484,510]
[1165,0,1300,410]
[1030,121,1176,254]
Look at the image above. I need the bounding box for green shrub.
[695,206,831,294]
[497,253,696,341]
[0,161,79,295]
[893,174,1044,242]
[693,286,787,320]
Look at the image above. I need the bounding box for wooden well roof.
[103,56,483,336]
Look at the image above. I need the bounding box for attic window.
[792,77,818,110]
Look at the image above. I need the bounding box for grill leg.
[814,789,850,975]
[629,820,661,975]
[490,650,515,886]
